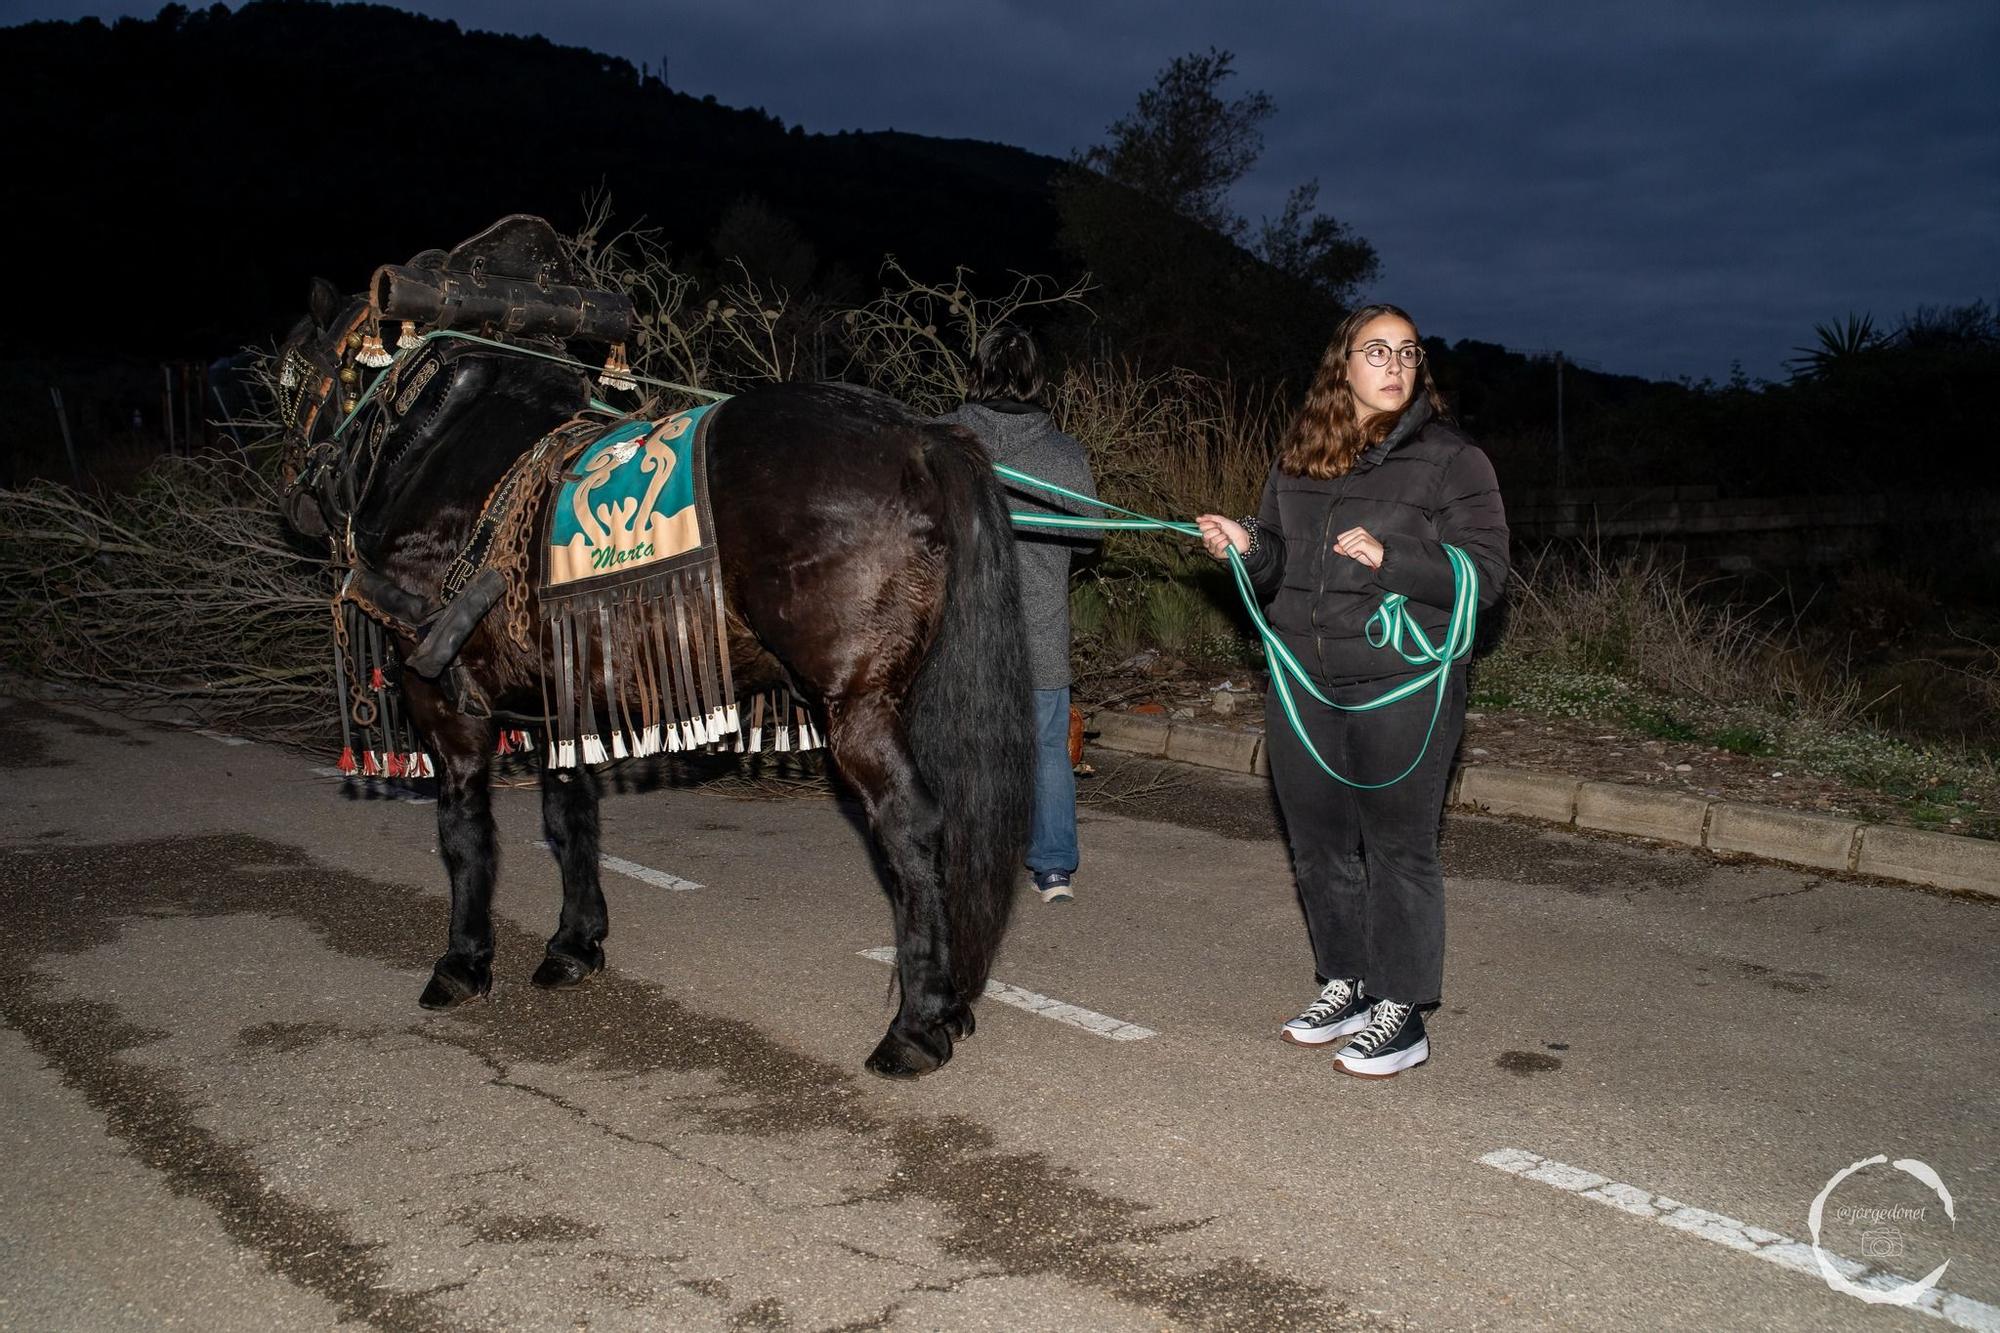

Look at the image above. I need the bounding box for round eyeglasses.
[1347,343,1425,369]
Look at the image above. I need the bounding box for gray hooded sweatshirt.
[936,400,1100,689]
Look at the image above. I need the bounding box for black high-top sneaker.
[1280,977,1370,1046]
[1332,999,1429,1078]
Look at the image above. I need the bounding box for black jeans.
[1262,667,1466,1006]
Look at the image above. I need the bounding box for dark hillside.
[0,1,1067,359]
[6,2,1992,500]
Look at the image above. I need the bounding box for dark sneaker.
[1280,977,1370,1046]
[1333,1000,1430,1078]
[1032,870,1074,904]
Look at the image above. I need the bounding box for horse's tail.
[909,425,1034,1000]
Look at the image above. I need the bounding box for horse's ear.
[308,277,341,330]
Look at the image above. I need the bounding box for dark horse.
[279,273,1031,1079]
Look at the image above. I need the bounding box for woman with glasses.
[1196,304,1509,1078]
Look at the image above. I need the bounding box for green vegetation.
[1466,554,1999,838]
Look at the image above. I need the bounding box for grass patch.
[1626,707,1701,744]
[1461,551,2000,838]
[1709,724,1770,756]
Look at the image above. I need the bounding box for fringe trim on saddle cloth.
[536,404,827,770]
[538,568,742,768]
[737,687,824,754]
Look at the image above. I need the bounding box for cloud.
[14,0,1997,380]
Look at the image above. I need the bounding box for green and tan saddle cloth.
[538,403,821,768]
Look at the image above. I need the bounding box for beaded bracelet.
[1239,516,1261,557]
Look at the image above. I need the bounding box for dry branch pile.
[0,456,334,740]
[0,213,1098,744]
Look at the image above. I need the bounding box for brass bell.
[339,366,359,385]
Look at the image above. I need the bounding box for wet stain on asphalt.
[0,840,479,1333]
[1737,961,1830,994]
[238,1019,357,1054]
[0,833,1381,1332]
[0,700,72,767]
[1441,816,1710,894]
[0,699,152,766]
[729,1295,792,1328]
[455,1208,603,1246]
[1494,1050,1564,1077]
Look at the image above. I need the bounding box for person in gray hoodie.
[1198,303,1509,1078]
[937,326,1100,903]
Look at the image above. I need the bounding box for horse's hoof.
[530,948,602,989]
[864,1025,953,1080]
[418,956,490,1010]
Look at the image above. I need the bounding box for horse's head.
[276,277,372,543]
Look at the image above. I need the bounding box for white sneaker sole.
[1279,1012,1371,1046]
[1333,1036,1430,1078]
[1035,886,1074,904]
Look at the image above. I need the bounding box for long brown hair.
[1278,303,1449,479]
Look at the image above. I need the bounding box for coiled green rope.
[996,462,1479,789]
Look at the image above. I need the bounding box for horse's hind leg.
[531,763,607,988]
[827,698,967,1079]
[412,701,501,1009]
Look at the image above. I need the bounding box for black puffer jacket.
[1241,397,1509,685]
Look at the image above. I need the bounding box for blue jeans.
[1027,687,1079,875]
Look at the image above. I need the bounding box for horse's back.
[707,382,972,560]
[705,383,977,691]
[709,382,942,482]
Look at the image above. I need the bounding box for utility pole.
[1554,350,1567,489]
[49,387,82,488]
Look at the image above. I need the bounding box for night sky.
[10,0,1997,383]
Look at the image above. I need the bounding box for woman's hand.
[1195,513,1249,559]
[1334,525,1384,569]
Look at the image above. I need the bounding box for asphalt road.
[1,694,1995,1332]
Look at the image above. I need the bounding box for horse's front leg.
[531,762,607,988]
[405,686,500,1009]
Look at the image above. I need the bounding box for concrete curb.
[1087,710,2000,902]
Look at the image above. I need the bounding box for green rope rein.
[330,340,1474,787]
[996,462,1479,790]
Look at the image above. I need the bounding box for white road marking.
[600,853,703,892]
[1481,1148,2000,1331]
[857,947,1157,1042]
[525,842,704,892]
[194,729,252,746]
